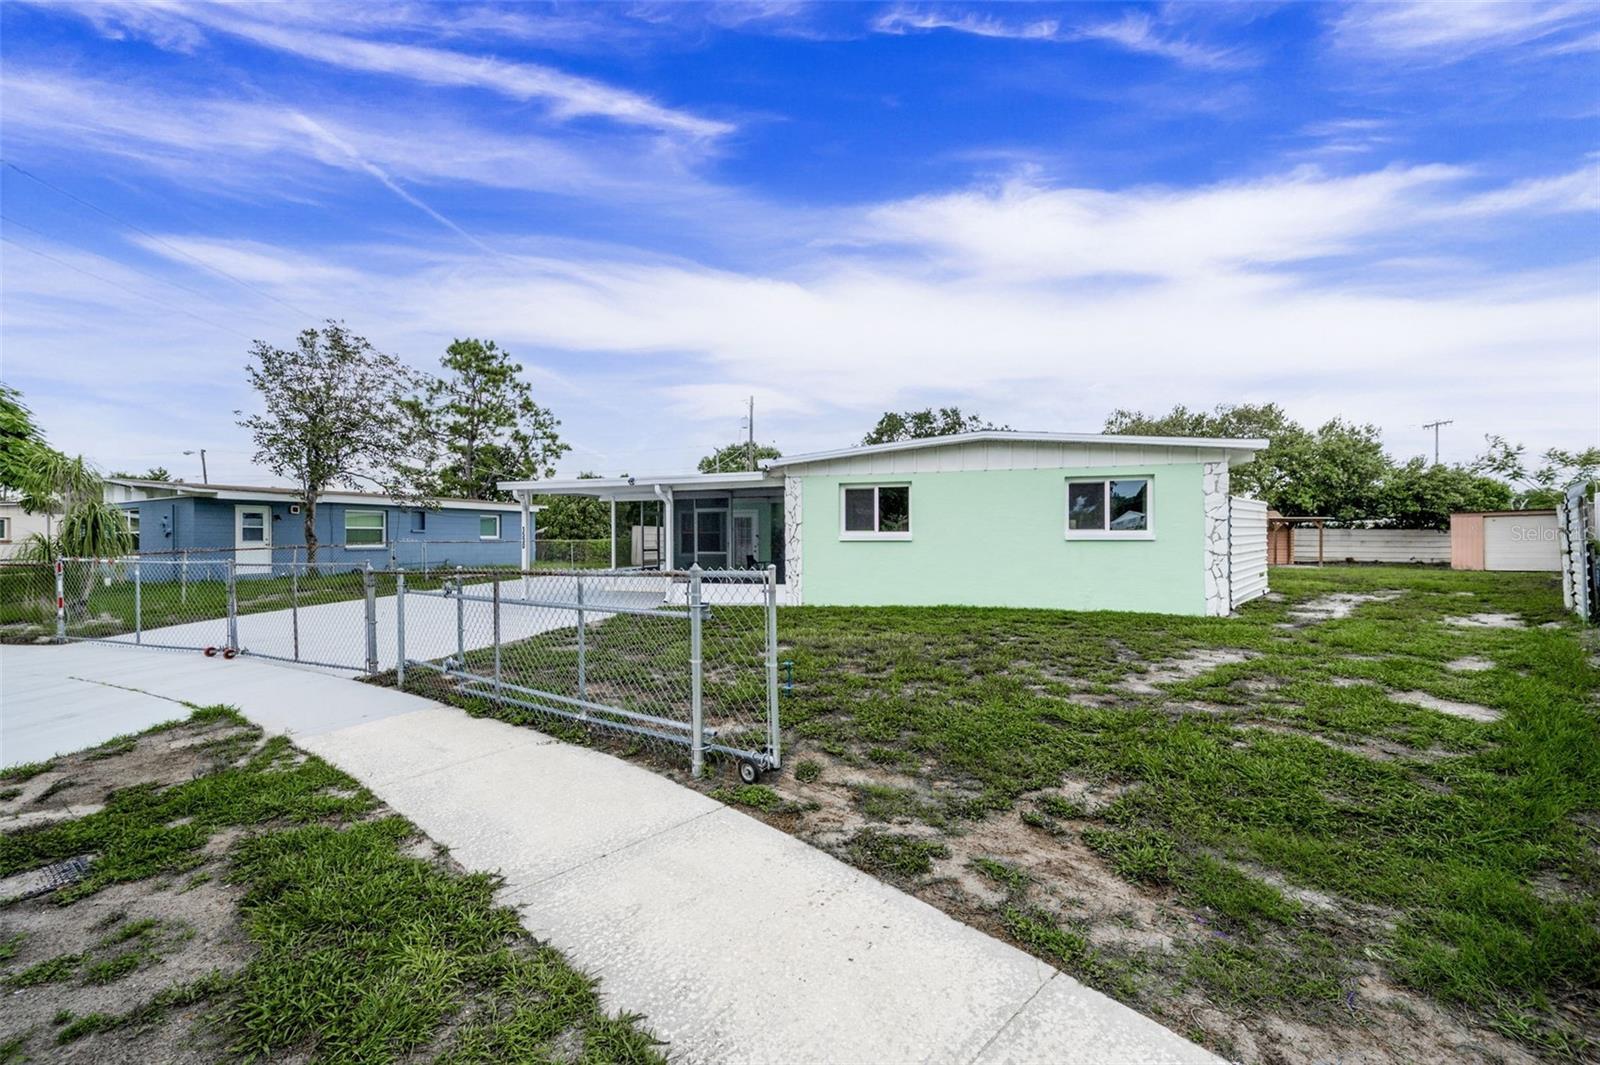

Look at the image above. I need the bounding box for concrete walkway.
[1,643,1219,1064]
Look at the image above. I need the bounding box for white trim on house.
[479,514,501,540]
[768,431,1268,471]
[497,471,781,499]
[343,508,387,548]
[839,483,913,541]
[1064,476,1156,541]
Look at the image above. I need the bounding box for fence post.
[54,558,65,641]
[180,549,188,605]
[455,566,466,667]
[765,563,780,769]
[689,564,705,778]
[575,569,587,704]
[134,557,142,646]
[395,571,407,689]
[226,559,239,653]
[363,561,378,675]
[291,563,300,662]
[492,574,502,692]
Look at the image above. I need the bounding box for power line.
[2,213,244,310]
[1422,419,1454,465]
[1,233,255,341]
[1,159,319,319]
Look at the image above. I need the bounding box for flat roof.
[498,471,781,500]
[106,478,528,511]
[766,431,1269,469]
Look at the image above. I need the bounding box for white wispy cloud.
[46,0,732,139]
[9,161,1595,477]
[1330,0,1600,61]
[871,5,1252,69]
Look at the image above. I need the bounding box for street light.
[182,449,209,484]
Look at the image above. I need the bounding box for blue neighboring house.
[104,477,530,570]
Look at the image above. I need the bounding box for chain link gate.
[399,565,782,780]
[53,556,388,672]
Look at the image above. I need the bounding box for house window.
[410,510,427,534]
[479,514,500,540]
[124,509,140,537]
[239,511,265,543]
[0,516,9,541]
[1066,479,1153,538]
[840,484,911,540]
[344,509,386,547]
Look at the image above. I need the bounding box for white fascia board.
[767,431,1270,469]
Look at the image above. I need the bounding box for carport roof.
[498,471,782,501]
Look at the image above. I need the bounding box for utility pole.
[183,448,209,483]
[746,395,756,471]
[1422,420,1453,465]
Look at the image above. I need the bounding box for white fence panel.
[1229,496,1268,609]
[1292,527,1450,564]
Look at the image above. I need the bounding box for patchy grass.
[394,564,1597,1061]
[0,707,664,1063]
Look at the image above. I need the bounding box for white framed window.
[0,516,10,541]
[479,514,501,540]
[840,483,912,540]
[124,509,141,538]
[1066,478,1154,539]
[344,509,386,547]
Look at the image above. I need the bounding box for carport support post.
[765,564,780,769]
[395,571,406,689]
[689,564,705,778]
[609,498,617,570]
[226,558,239,653]
[363,561,378,675]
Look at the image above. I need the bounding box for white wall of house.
[0,503,56,558]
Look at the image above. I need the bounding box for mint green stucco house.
[501,432,1270,617]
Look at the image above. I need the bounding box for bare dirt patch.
[1120,648,1254,695]
[1445,656,1495,672]
[1389,690,1501,724]
[1287,591,1402,624]
[1444,613,1526,629]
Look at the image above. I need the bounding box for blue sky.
[2,1,1596,484]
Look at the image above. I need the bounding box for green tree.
[238,322,433,563]
[534,472,610,541]
[1375,459,1513,529]
[0,383,132,560]
[106,466,171,481]
[862,407,1005,445]
[1473,435,1600,508]
[1104,403,1391,521]
[698,442,781,473]
[410,339,568,500]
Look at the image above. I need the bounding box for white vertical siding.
[1292,528,1451,564]
[1229,497,1269,608]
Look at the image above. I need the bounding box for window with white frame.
[479,514,500,540]
[0,516,9,541]
[344,509,386,547]
[840,484,911,540]
[124,509,140,539]
[1066,478,1153,538]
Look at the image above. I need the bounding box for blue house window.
[479,515,501,540]
[410,510,427,534]
[345,510,386,547]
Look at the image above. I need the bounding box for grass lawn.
[423,565,1599,1064]
[0,708,663,1063]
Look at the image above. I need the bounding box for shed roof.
[498,471,781,501]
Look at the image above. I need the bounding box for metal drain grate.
[12,855,94,901]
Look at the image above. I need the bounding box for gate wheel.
[222,648,238,660]
[738,759,762,785]
[203,646,218,657]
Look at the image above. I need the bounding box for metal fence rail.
[401,565,781,779]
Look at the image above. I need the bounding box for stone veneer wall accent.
[783,475,803,604]
[1202,462,1231,616]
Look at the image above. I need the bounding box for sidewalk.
[1,643,1219,1064]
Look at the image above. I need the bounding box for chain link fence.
[13,556,780,779]
[399,567,780,779]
